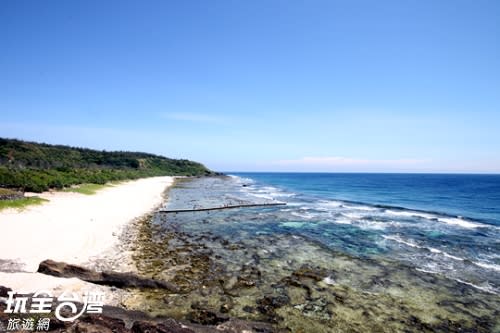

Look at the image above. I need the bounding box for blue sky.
[1,0,499,172]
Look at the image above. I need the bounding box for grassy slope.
[0,196,48,211]
[63,183,111,195]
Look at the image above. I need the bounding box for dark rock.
[131,319,195,333]
[257,294,290,316]
[37,259,179,292]
[0,284,277,333]
[279,276,312,297]
[187,304,229,326]
[219,296,233,313]
[331,291,345,304]
[259,295,290,309]
[235,265,261,288]
[242,305,255,313]
[100,271,177,291]
[216,319,279,333]
[0,285,12,297]
[78,314,127,332]
[187,310,227,325]
[219,303,231,313]
[73,321,114,333]
[292,264,328,282]
[37,259,101,280]
[0,190,24,201]
[251,253,261,264]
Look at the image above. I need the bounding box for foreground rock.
[0,295,278,333]
[0,189,23,201]
[37,259,179,292]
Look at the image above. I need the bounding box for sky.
[1,0,499,173]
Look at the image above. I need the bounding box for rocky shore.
[119,204,500,333]
[0,283,277,333]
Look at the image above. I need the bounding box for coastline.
[125,175,500,332]
[0,176,174,297]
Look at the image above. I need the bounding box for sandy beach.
[0,176,173,295]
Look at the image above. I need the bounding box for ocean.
[132,173,500,331]
[231,172,500,292]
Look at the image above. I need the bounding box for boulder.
[0,285,12,297]
[37,259,179,292]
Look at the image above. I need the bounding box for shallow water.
[128,175,500,332]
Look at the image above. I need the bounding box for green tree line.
[0,138,216,192]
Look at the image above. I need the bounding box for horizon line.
[223,171,500,175]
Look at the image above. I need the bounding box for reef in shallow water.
[125,213,500,332]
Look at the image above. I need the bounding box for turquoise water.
[166,173,500,294]
[132,174,500,331]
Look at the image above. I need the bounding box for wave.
[317,200,344,208]
[227,174,255,184]
[357,220,402,230]
[343,204,378,212]
[474,261,500,272]
[453,278,497,294]
[384,235,499,294]
[324,200,489,230]
[383,235,465,261]
[291,211,316,219]
[428,248,464,261]
[383,235,422,249]
[416,269,498,294]
[250,193,274,200]
[236,180,297,202]
[384,209,435,219]
[324,198,493,229]
[230,175,495,230]
[437,217,483,229]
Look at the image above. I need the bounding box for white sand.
[0,176,173,296]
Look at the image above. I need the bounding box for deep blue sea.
[227,172,500,293]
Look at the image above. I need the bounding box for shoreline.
[0,176,174,297]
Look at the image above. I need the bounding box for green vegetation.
[0,196,48,211]
[63,183,111,195]
[0,138,216,193]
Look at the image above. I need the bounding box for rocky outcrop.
[0,189,23,201]
[37,259,179,292]
[0,286,279,333]
[0,285,12,297]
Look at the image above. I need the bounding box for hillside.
[0,138,216,192]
